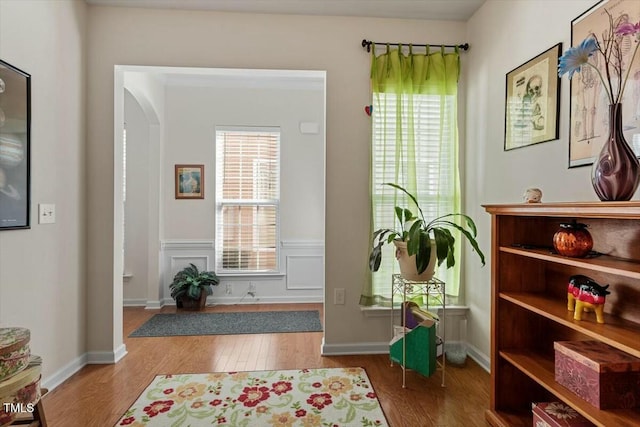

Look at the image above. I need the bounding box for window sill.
[361,305,469,318]
[218,272,285,279]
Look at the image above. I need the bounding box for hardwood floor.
[41,303,490,426]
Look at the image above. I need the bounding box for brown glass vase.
[552,220,593,258]
[591,103,640,201]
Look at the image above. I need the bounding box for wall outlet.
[334,288,345,305]
[225,284,233,295]
[38,203,56,224]
[249,283,256,293]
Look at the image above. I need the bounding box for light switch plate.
[38,203,56,224]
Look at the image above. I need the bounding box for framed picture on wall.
[568,0,640,168]
[175,164,204,199]
[0,59,31,230]
[504,43,562,151]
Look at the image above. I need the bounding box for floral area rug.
[116,367,389,427]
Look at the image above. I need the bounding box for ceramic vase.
[591,103,640,201]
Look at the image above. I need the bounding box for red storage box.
[554,340,640,409]
[531,402,593,427]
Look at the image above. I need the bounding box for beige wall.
[2,0,607,382]
[86,6,467,353]
[163,84,324,242]
[0,0,87,384]
[464,0,610,361]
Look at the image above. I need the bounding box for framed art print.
[569,0,640,167]
[175,164,204,199]
[505,43,562,151]
[0,59,31,230]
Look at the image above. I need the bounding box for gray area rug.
[129,310,323,337]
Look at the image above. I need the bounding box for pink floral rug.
[116,367,388,426]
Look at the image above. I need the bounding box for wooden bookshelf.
[484,202,640,427]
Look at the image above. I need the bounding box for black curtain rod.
[361,39,469,53]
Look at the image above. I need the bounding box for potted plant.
[170,263,220,310]
[369,183,485,281]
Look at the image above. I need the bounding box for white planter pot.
[393,240,436,282]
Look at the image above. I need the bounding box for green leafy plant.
[170,263,220,303]
[369,183,485,274]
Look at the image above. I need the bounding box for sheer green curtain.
[361,45,462,306]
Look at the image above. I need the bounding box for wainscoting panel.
[159,239,324,306]
[285,255,323,290]
[161,240,216,306]
[169,255,211,277]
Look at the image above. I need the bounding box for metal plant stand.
[390,274,445,388]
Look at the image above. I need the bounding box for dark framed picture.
[569,0,640,168]
[175,164,204,199]
[504,43,562,151]
[0,59,31,230]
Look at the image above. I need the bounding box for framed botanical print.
[568,0,640,167]
[504,43,562,151]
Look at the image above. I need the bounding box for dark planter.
[177,289,208,311]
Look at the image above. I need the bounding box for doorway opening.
[114,65,326,338]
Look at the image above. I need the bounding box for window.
[371,92,459,298]
[215,127,280,274]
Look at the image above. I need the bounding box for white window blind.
[371,92,457,297]
[215,127,280,273]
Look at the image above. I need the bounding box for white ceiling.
[86,0,486,21]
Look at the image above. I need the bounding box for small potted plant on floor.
[170,263,220,310]
[369,183,485,281]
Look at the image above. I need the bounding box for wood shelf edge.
[483,202,640,218]
[501,350,640,427]
[499,246,640,279]
[500,292,640,358]
[485,409,529,427]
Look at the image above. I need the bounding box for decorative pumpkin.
[553,220,593,258]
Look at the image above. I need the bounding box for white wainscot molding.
[161,240,215,306]
[281,240,324,292]
[160,239,325,305]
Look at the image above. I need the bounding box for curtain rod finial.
[362,39,372,52]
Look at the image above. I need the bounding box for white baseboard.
[321,339,389,355]
[320,337,491,373]
[145,300,163,309]
[123,298,148,307]
[114,344,128,363]
[87,344,128,364]
[41,353,88,392]
[466,342,490,373]
[160,296,324,306]
[211,296,324,305]
[135,296,324,308]
[122,300,163,309]
[41,345,129,392]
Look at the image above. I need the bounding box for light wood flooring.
[41,303,490,426]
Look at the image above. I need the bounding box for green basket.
[390,324,437,377]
